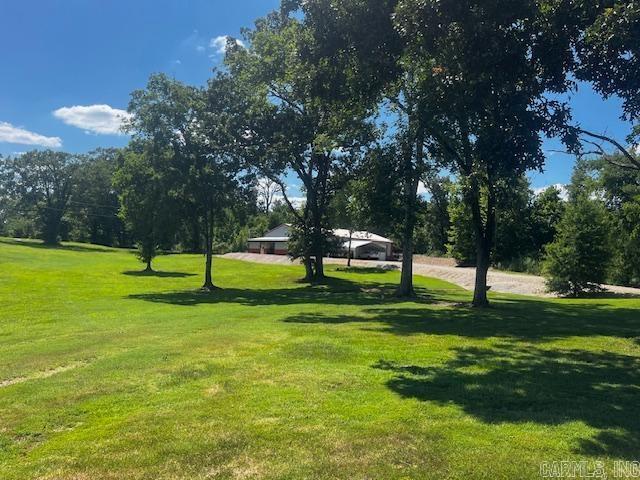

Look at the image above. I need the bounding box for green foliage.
[0,150,79,244]
[125,72,251,287]
[610,198,640,287]
[447,177,540,271]
[68,148,127,247]
[226,6,376,280]
[587,155,640,287]
[543,194,612,296]
[447,188,476,266]
[113,149,176,269]
[492,177,535,268]
[415,176,451,256]
[531,185,566,253]
[576,2,640,128]
[349,146,404,243]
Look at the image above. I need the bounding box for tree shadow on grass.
[373,344,640,459]
[0,238,116,253]
[122,270,196,278]
[128,275,439,307]
[283,296,640,342]
[335,266,399,274]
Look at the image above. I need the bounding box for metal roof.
[247,237,289,242]
[343,240,381,250]
[251,223,393,244]
[332,229,393,243]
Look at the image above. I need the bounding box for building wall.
[355,242,388,260]
[247,241,288,255]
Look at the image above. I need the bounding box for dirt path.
[222,252,640,298]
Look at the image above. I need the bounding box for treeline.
[413,158,640,293]
[1,0,639,305]
[0,149,128,247]
[0,148,295,256]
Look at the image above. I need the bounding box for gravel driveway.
[222,252,640,298]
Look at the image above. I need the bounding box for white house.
[247,224,394,260]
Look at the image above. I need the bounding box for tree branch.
[576,128,640,170]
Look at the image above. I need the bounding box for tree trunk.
[303,256,314,282]
[203,247,214,290]
[314,244,324,280]
[472,238,490,307]
[310,204,325,281]
[397,237,415,297]
[42,213,62,245]
[469,180,495,308]
[202,212,217,291]
[145,259,153,272]
[396,134,421,298]
[347,232,352,267]
[396,185,418,297]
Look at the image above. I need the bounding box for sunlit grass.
[1,237,638,479]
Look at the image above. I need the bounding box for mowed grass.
[1,238,639,479]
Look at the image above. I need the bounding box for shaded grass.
[0,238,639,479]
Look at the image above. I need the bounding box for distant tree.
[492,177,535,269]
[587,155,640,287]
[611,198,640,287]
[349,145,404,250]
[418,176,451,256]
[113,149,175,271]
[267,200,296,229]
[0,150,78,244]
[447,177,536,270]
[446,185,476,267]
[71,148,127,247]
[531,186,566,254]
[256,177,280,214]
[543,194,612,296]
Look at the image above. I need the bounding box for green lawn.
[1,238,639,479]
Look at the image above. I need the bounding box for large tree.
[296,0,440,296]
[391,0,584,306]
[226,8,374,282]
[126,73,249,289]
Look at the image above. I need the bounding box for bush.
[493,256,542,275]
[543,195,611,296]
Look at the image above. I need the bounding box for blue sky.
[0,0,635,195]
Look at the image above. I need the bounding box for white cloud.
[534,183,568,200]
[210,35,245,55]
[196,45,205,53]
[273,194,305,209]
[53,104,131,135]
[0,121,62,148]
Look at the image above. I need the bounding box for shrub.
[543,194,611,296]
